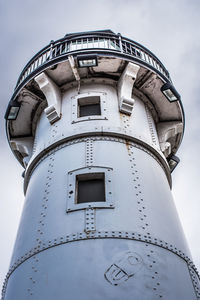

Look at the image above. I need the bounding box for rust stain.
[125,139,130,154]
[119,112,123,121]
[119,112,124,131]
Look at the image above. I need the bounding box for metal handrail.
[15,32,170,92]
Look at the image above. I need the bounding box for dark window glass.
[76,173,105,204]
[78,96,101,117]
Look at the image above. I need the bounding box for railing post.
[118,33,123,53]
[49,40,54,60]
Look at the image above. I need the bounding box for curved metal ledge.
[23,133,172,194]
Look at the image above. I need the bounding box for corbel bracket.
[157,121,183,157]
[35,72,61,124]
[118,63,140,115]
[10,140,29,158]
[10,137,34,167]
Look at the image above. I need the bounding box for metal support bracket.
[10,138,33,167]
[35,72,61,124]
[118,62,140,115]
[157,121,183,157]
[10,140,29,157]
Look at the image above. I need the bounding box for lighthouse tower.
[3,30,200,299]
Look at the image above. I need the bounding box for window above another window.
[78,96,101,117]
[71,92,107,124]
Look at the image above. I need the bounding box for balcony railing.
[15,32,170,94]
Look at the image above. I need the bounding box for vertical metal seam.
[127,142,163,297]
[85,208,96,233]
[84,138,96,232]
[27,123,57,297]
[145,105,158,147]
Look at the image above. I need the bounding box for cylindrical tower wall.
[4,82,198,299]
[30,83,160,163]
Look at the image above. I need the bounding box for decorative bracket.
[10,140,29,158]
[118,63,140,115]
[10,138,34,167]
[157,121,183,157]
[35,72,61,124]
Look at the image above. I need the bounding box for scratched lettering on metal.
[104,251,143,285]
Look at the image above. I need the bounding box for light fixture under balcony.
[161,82,180,102]
[77,54,98,68]
[168,155,180,172]
[5,99,21,120]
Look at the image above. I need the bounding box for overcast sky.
[0,0,200,291]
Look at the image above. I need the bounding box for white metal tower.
[3,30,200,299]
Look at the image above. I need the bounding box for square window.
[76,173,105,204]
[78,96,101,117]
[71,92,107,124]
[67,166,114,212]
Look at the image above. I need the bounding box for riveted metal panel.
[4,239,197,300]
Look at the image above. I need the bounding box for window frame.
[71,92,107,123]
[67,166,114,212]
